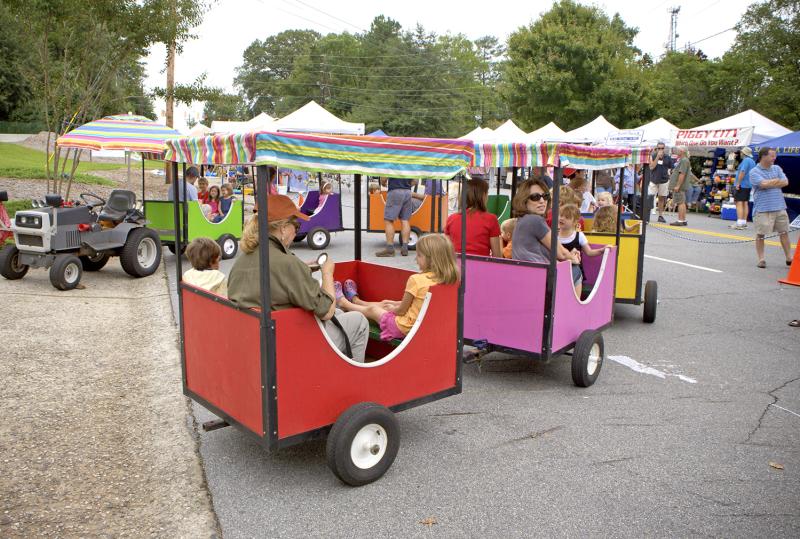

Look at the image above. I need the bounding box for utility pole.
[666,7,681,52]
[165,0,176,184]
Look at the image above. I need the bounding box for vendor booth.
[753,130,800,220]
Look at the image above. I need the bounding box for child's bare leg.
[337,298,386,324]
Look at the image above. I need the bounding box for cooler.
[721,203,737,220]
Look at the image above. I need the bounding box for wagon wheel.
[399,227,423,250]
[217,234,238,259]
[307,227,330,250]
[643,280,657,324]
[571,330,604,388]
[326,402,400,486]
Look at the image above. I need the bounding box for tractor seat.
[98,189,137,222]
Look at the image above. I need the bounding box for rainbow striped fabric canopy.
[165,132,475,180]
[473,142,652,168]
[57,114,182,155]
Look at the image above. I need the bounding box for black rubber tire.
[326,402,400,487]
[0,245,29,280]
[120,227,162,278]
[307,227,330,250]
[643,280,657,324]
[49,254,83,291]
[167,243,186,255]
[217,234,238,260]
[398,227,423,250]
[571,330,604,388]
[79,252,110,271]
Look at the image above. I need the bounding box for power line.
[684,26,735,49]
[286,0,366,33]
[254,0,340,33]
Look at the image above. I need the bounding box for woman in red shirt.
[445,178,501,257]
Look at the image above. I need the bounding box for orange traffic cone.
[779,246,800,287]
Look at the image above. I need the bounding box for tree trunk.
[165,39,176,185]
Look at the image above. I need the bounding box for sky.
[144,0,753,130]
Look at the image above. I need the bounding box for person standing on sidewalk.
[668,146,690,226]
[376,177,415,257]
[648,143,673,223]
[731,146,756,230]
[750,147,793,269]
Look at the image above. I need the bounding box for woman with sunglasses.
[510,178,581,268]
[228,195,370,361]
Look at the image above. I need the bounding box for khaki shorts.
[754,210,790,236]
[648,181,669,197]
[671,190,686,205]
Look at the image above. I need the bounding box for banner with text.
[670,126,754,148]
[605,129,644,147]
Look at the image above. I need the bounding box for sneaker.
[669,221,688,226]
[657,216,666,223]
[333,281,344,300]
[757,260,766,269]
[343,279,359,302]
[400,244,409,256]
[375,247,395,257]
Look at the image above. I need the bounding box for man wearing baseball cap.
[732,146,756,230]
[228,195,369,361]
[167,166,200,202]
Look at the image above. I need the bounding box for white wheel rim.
[64,262,79,284]
[137,237,157,268]
[312,231,327,246]
[587,343,601,375]
[408,232,418,246]
[350,423,388,470]
[223,239,235,255]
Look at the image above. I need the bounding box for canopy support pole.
[542,167,563,360]
[354,174,362,261]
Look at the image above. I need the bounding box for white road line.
[644,254,723,273]
[608,355,698,384]
[770,404,800,419]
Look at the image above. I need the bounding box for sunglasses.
[528,193,550,202]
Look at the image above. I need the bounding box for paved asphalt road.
[164,187,799,538]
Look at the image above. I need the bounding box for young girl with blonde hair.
[335,233,458,341]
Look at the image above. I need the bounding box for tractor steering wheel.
[80,192,106,209]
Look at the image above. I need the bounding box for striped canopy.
[474,142,652,169]
[57,114,181,155]
[165,132,475,180]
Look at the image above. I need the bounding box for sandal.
[333,281,344,301]
[757,260,766,269]
[343,279,359,302]
[789,320,800,328]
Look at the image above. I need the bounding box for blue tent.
[368,129,388,137]
[752,130,800,157]
[753,130,800,219]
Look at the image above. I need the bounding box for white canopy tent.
[460,126,491,141]
[210,112,275,134]
[561,115,618,143]
[690,109,791,145]
[490,119,530,143]
[187,123,212,137]
[528,121,566,142]
[270,100,365,135]
[634,117,680,145]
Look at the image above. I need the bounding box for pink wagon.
[462,166,618,387]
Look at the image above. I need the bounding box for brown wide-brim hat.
[267,194,309,222]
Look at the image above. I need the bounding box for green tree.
[720,0,800,130]
[202,93,248,124]
[236,29,321,117]
[502,0,652,130]
[648,51,728,127]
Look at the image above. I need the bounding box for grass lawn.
[0,143,128,186]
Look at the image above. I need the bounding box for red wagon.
[165,132,473,485]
